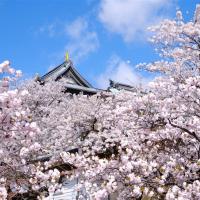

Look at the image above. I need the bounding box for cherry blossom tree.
[19,79,106,198]
[0,61,66,199]
[0,60,40,199]
[21,79,102,154]
[57,5,200,200]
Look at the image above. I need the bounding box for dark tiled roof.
[108,80,136,92]
[40,60,93,88]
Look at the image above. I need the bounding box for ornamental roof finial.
[65,51,69,62]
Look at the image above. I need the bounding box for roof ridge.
[109,79,134,88]
[40,61,70,80]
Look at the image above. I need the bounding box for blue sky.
[0,0,199,88]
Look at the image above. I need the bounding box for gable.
[40,61,92,88]
[56,66,91,87]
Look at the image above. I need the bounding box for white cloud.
[35,18,99,64]
[36,22,60,37]
[65,18,99,62]
[96,56,150,89]
[99,0,174,42]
